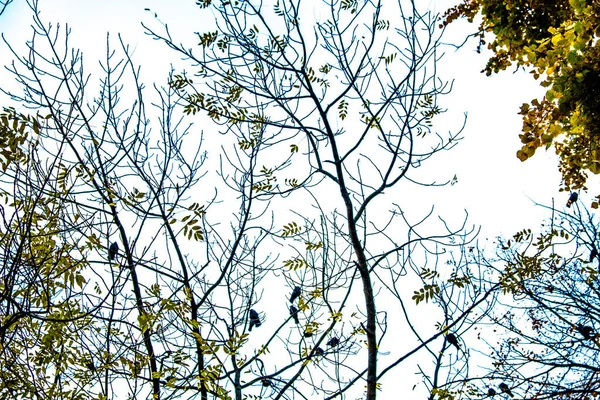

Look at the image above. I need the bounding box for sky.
[0,0,572,240]
[0,0,587,397]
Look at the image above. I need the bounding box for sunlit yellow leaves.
[169,203,206,242]
[168,74,192,90]
[57,163,70,192]
[281,221,301,237]
[239,138,257,150]
[360,114,381,130]
[444,0,600,192]
[273,0,284,16]
[252,181,273,192]
[192,332,221,355]
[283,257,309,270]
[146,283,162,298]
[124,187,146,207]
[268,35,286,52]
[224,330,248,356]
[329,311,343,322]
[257,345,270,356]
[304,321,320,337]
[252,166,277,193]
[137,312,158,334]
[304,66,329,87]
[225,84,242,103]
[431,387,456,400]
[198,364,222,385]
[305,241,322,250]
[120,357,144,378]
[0,108,37,171]
[284,178,299,187]
[412,284,440,305]
[376,20,390,31]
[447,272,471,288]
[582,265,598,285]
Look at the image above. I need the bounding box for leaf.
[412,284,440,305]
[338,99,348,120]
[281,221,301,237]
[305,241,323,250]
[283,257,309,270]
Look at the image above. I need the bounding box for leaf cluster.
[443,0,600,191]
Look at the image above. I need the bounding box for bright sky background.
[0,0,574,242]
[0,0,589,397]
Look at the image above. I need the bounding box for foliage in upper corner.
[442,0,600,192]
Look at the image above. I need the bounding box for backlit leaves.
[341,0,357,14]
[376,20,390,31]
[338,99,348,120]
[168,74,193,90]
[283,257,309,270]
[224,330,248,356]
[447,272,472,288]
[305,241,323,251]
[281,221,301,237]
[412,284,440,305]
[252,166,277,193]
[0,108,38,171]
[239,137,257,150]
[419,267,439,280]
[169,203,205,241]
[124,187,146,207]
[319,63,332,73]
[380,52,397,65]
[284,178,299,188]
[443,0,600,191]
[251,181,273,192]
[273,0,284,16]
[329,311,343,322]
[198,31,218,47]
[304,67,329,88]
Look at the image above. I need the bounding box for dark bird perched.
[487,388,497,396]
[590,247,598,263]
[498,383,514,398]
[249,309,262,331]
[290,286,301,303]
[86,361,96,372]
[289,306,299,324]
[567,192,578,208]
[577,324,594,340]
[327,337,339,347]
[446,333,460,350]
[314,347,325,356]
[108,242,119,261]
[261,378,272,387]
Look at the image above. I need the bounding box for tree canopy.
[4,1,599,399]
[485,200,600,398]
[443,0,600,194]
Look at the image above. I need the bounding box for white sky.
[0,0,573,240]
[0,0,589,397]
